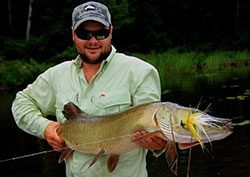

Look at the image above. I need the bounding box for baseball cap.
[72,1,112,30]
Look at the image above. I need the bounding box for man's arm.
[12,70,65,151]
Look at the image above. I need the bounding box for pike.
[57,101,233,174]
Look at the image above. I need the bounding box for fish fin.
[178,141,200,150]
[58,148,74,163]
[107,155,120,172]
[165,141,178,166]
[152,147,166,158]
[88,149,105,168]
[131,130,162,142]
[165,141,178,175]
[62,102,85,120]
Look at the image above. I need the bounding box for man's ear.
[109,26,113,39]
[71,27,75,41]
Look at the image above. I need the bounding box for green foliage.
[2,36,47,61]
[132,49,250,91]
[99,0,134,30]
[2,38,28,60]
[2,0,250,61]
[0,59,52,87]
[1,49,250,89]
[49,46,77,64]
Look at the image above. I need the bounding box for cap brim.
[73,16,110,30]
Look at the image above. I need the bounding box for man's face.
[72,21,112,64]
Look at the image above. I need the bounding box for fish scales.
[58,102,162,154]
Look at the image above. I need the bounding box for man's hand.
[44,121,65,151]
[131,130,167,150]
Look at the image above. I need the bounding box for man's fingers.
[49,139,65,152]
[132,130,167,150]
[151,136,167,146]
[44,122,65,151]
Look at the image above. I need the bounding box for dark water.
[147,70,250,177]
[0,69,250,177]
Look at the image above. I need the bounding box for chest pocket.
[92,89,132,114]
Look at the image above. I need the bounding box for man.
[12,1,166,177]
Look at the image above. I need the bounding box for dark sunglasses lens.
[75,29,90,40]
[95,29,110,40]
[75,28,110,40]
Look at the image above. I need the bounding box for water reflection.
[0,67,250,177]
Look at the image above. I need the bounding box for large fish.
[56,101,232,173]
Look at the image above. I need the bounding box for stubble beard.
[80,50,111,64]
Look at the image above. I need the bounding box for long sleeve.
[131,64,161,105]
[11,69,56,139]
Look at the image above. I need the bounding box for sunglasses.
[75,28,110,40]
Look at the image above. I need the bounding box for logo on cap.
[84,5,95,11]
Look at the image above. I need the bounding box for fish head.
[156,102,233,149]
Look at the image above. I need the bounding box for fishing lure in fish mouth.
[180,113,206,150]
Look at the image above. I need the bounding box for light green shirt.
[12,46,161,177]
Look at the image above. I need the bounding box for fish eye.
[180,120,186,128]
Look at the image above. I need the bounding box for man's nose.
[88,34,99,42]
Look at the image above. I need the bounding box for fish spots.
[99,93,107,97]
[173,125,180,129]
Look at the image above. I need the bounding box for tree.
[26,0,34,40]
[8,0,12,33]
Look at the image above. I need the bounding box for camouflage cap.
[72,1,112,30]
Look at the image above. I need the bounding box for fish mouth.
[204,116,233,130]
[155,102,233,150]
[196,116,233,144]
[178,114,233,150]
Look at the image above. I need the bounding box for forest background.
[0,0,250,87]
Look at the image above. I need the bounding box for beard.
[80,50,111,64]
